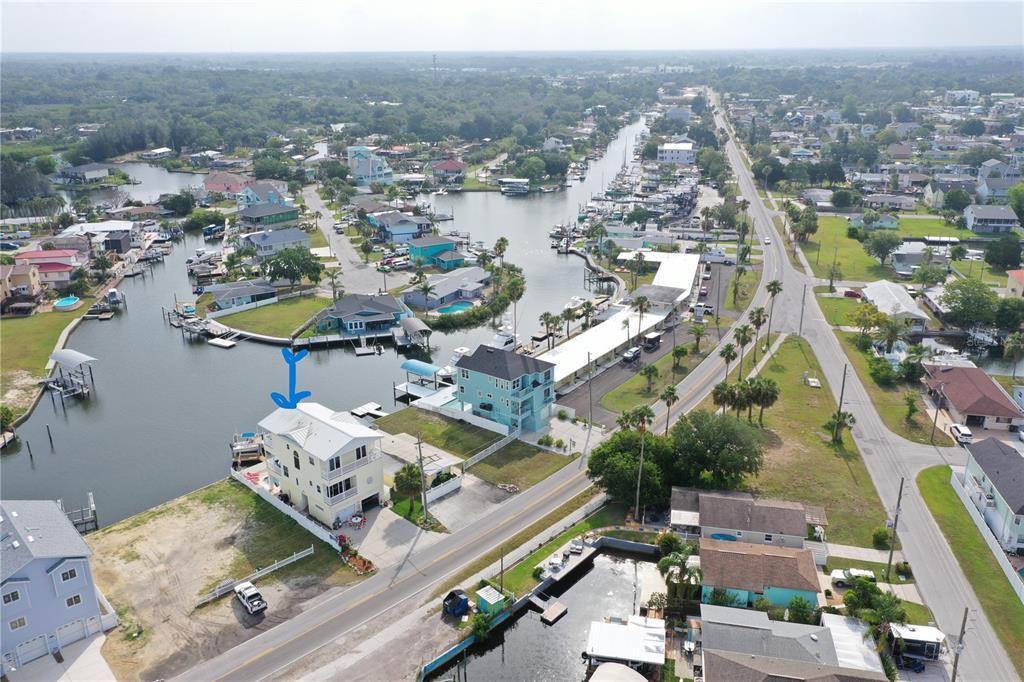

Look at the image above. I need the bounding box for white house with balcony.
[963,438,1024,553]
[258,403,384,528]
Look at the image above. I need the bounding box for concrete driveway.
[429,473,513,532]
[5,634,115,682]
[342,506,446,567]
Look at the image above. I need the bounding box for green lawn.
[902,601,935,626]
[748,337,888,547]
[824,557,915,584]
[215,295,330,338]
[724,268,760,313]
[309,229,328,249]
[952,259,1007,286]
[602,345,707,414]
[468,441,576,489]
[803,217,892,281]
[896,217,974,239]
[390,492,447,533]
[836,332,954,446]
[917,466,1024,676]
[694,332,782,413]
[0,302,93,414]
[373,407,501,458]
[817,296,863,326]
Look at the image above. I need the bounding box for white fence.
[207,296,280,319]
[418,401,510,436]
[462,430,520,469]
[195,545,315,608]
[230,469,341,550]
[950,469,1024,604]
[425,474,463,504]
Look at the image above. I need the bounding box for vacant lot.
[917,466,1024,677]
[469,441,575,489]
[215,295,330,337]
[749,338,887,547]
[817,296,862,327]
[952,259,1007,286]
[896,217,973,239]
[803,217,892,282]
[374,407,501,458]
[88,479,362,681]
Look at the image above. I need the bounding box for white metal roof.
[258,402,381,461]
[889,623,945,644]
[586,616,666,666]
[617,251,700,301]
[820,613,884,673]
[862,280,928,320]
[50,349,97,369]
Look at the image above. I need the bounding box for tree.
[753,377,780,426]
[263,247,324,289]
[393,463,423,518]
[864,231,902,265]
[631,295,651,343]
[360,239,374,263]
[1008,182,1024,221]
[1003,331,1024,378]
[641,364,660,392]
[841,94,859,122]
[765,280,783,347]
[749,307,767,364]
[691,323,707,354]
[670,410,764,489]
[707,588,740,607]
[985,233,1022,270]
[0,405,15,432]
[996,298,1024,331]
[873,315,907,353]
[471,611,493,641]
[941,277,998,328]
[671,344,688,370]
[561,307,575,339]
[950,244,968,261]
[850,302,884,338]
[494,236,509,267]
[959,118,985,137]
[657,548,702,601]
[944,188,972,213]
[719,343,737,378]
[34,155,57,176]
[911,264,946,288]
[91,253,112,282]
[831,188,857,208]
[825,410,856,444]
[326,268,343,302]
[579,300,596,328]
[541,312,559,349]
[507,277,525,336]
[904,393,919,423]
[959,145,1005,167]
[787,596,815,625]
[734,324,753,376]
[587,428,669,508]
[712,382,735,415]
[163,191,196,216]
[660,385,678,436]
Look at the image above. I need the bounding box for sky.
[1,0,1021,53]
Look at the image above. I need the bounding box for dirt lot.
[87,479,365,681]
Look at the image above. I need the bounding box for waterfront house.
[584,616,665,673]
[542,137,568,152]
[409,235,464,270]
[665,106,693,122]
[862,194,917,212]
[862,280,930,329]
[348,146,394,186]
[0,263,43,315]
[698,538,820,608]
[203,171,249,197]
[239,227,310,259]
[237,180,293,209]
[189,150,222,166]
[104,205,172,221]
[313,294,411,335]
[401,266,490,310]
[370,211,433,244]
[964,204,1020,233]
[923,363,1024,431]
[102,230,132,255]
[204,280,278,315]
[454,346,555,433]
[140,147,174,160]
[431,158,467,185]
[657,142,695,166]
[669,488,820,549]
[14,250,83,289]
[890,242,949,277]
[60,163,109,184]
[978,158,1018,181]
[237,204,300,230]
[1006,270,1024,298]
[0,500,116,673]
[923,177,975,209]
[259,402,385,528]
[962,438,1024,553]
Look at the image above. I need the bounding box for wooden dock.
[541,601,568,625]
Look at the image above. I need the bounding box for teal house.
[409,236,465,270]
[455,346,555,433]
[699,538,820,608]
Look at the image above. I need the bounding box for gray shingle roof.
[966,438,1024,514]
[377,211,432,228]
[410,235,458,248]
[241,227,309,247]
[317,294,404,323]
[699,604,838,666]
[455,346,554,381]
[702,649,887,682]
[699,493,807,537]
[966,204,1019,220]
[1,500,91,582]
[239,204,298,219]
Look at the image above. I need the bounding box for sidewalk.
[826,542,904,564]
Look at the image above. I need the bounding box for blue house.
[203,279,278,314]
[1,500,116,673]
[409,236,464,270]
[313,294,411,335]
[239,227,310,259]
[455,346,555,433]
[237,180,292,209]
[401,266,490,310]
[370,211,433,244]
[348,146,393,186]
[699,538,819,608]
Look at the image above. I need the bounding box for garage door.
[56,619,87,647]
[15,635,48,666]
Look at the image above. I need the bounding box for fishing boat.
[564,296,587,313]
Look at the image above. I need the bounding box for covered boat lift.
[43,349,98,406]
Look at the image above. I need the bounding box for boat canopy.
[50,349,97,369]
[400,359,440,378]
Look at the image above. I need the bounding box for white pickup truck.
[233,581,268,615]
[829,568,876,588]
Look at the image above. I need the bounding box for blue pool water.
[438,301,474,314]
[54,296,80,309]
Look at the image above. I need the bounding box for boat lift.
[41,349,97,407]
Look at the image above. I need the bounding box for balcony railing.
[324,486,358,506]
[324,450,381,481]
[266,458,285,476]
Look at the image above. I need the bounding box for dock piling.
[26,441,33,458]
[46,424,53,447]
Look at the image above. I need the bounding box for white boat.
[433,188,448,196]
[438,346,473,382]
[484,326,518,351]
[564,296,586,312]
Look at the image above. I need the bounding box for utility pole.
[951,606,969,682]
[416,435,429,518]
[833,364,848,441]
[830,247,838,290]
[885,477,904,582]
[798,283,807,336]
[587,352,594,427]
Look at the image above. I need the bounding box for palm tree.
[540,312,557,349]
[579,300,596,329]
[765,279,783,350]
[313,210,323,229]
[754,377,780,426]
[691,323,707,354]
[719,342,737,379]
[393,462,423,519]
[657,548,702,600]
[631,295,651,343]
[561,307,575,339]
[734,324,753,376]
[1004,331,1024,379]
[699,205,714,236]
[477,252,493,269]
[660,385,678,436]
[416,280,436,311]
[507,277,525,337]
[826,410,856,444]
[591,224,607,252]
[750,307,767,364]
[873,314,906,354]
[327,268,344,301]
[671,344,688,371]
[641,364,660,392]
[494,236,509,267]
[631,252,646,289]
[734,379,754,419]
[631,405,655,524]
[712,382,734,415]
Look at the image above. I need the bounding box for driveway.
[5,634,115,682]
[430,473,513,532]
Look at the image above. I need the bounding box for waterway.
[430,552,659,681]
[57,161,205,207]
[1,120,645,525]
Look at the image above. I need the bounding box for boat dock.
[350,402,389,419]
[541,601,568,625]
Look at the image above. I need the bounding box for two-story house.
[370,211,433,244]
[1,500,115,673]
[237,204,300,230]
[963,438,1024,553]
[409,236,465,270]
[347,146,394,186]
[313,294,411,336]
[14,250,85,290]
[400,266,490,310]
[964,204,1020,233]
[454,346,555,433]
[237,180,293,209]
[239,227,310,259]
[699,538,820,608]
[259,402,385,528]
[0,263,43,314]
[203,171,250,198]
[431,159,467,185]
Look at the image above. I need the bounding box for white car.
[233,581,267,615]
[949,424,974,445]
[763,236,772,245]
[830,568,876,587]
[701,271,712,281]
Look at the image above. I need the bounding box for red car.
[699,286,709,297]
[843,289,862,299]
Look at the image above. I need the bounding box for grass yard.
[902,601,935,626]
[693,332,782,413]
[747,337,888,547]
[724,268,760,313]
[772,215,805,271]
[917,466,1024,676]
[373,407,501,458]
[215,295,330,338]
[308,229,328,249]
[951,259,1007,286]
[836,332,954,446]
[389,493,448,533]
[468,441,576,490]
[824,557,915,584]
[817,296,864,326]
[896,218,973,240]
[803,217,892,281]
[602,345,707,413]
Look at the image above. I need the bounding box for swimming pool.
[54,296,81,311]
[438,301,474,314]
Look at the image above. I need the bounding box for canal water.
[1,120,645,525]
[431,552,658,681]
[57,161,205,207]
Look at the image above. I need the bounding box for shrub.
[846,225,863,241]
[554,438,566,450]
[557,409,569,421]
[656,530,683,556]
[868,355,900,387]
[538,434,554,447]
[767,606,786,621]
[753,596,771,612]
[872,526,892,549]
[880,652,898,682]
[897,561,913,578]
[431,470,456,488]
[532,566,544,580]
[824,588,833,598]
[854,335,873,352]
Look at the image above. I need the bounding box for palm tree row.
[711,377,780,426]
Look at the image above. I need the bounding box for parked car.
[895,655,926,673]
[699,286,709,297]
[949,424,974,445]
[0,242,21,251]
[622,347,641,363]
[376,264,392,273]
[701,271,712,281]
[843,289,863,299]
[233,581,267,615]
[830,568,876,587]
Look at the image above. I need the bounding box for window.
[9,617,26,631]
[293,452,301,471]
[460,369,470,380]
[309,456,315,466]
[61,568,77,582]
[459,385,465,394]
[328,455,341,471]
[326,478,354,499]
[66,594,82,608]
[283,465,290,477]
[764,534,773,543]
[356,445,367,461]
[735,532,743,538]
[2,591,19,605]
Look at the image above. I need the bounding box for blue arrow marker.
[271,348,312,409]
